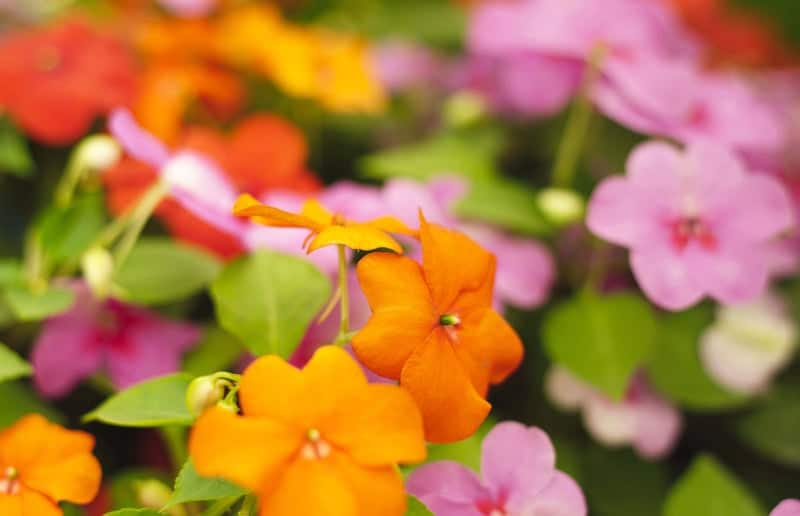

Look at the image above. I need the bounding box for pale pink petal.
[428,176,469,208]
[683,141,747,211]
[625,140,684,197]
[373,41,442,91]
[581,396,637,447]
[513,471,587,516]
[632,387,682,459]
[106,309,200,389]
[544,367,594,411]
[32,316,103,398]
[771,500,800,516]
[383,179,455,227]
[630,249,705,310]
[158,0,216,17]
[407,461,487,515]
[492,53,582,116]
[685,245,769,305]
[108,108,169,168]
[481,422,557,506]
[320,181,385,222]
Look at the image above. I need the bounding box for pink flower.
[586,141,794,310]
[373,41,444,92]
[157,0,217,17]
[699,292,797,394]
[382,177,555,310]
[772,500,800,516]
[407,421,587,516]
[546,367,682,460]
[32,282,200,398]
[108,108,246,240]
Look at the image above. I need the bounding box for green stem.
[551,47,606,188]
[202,496,243,516]
[159,426,187,475]
[53,153,84,208]
[112,180,168,271]
[237,495,257,516]
[21,228,46,292]
[335,245,350,345]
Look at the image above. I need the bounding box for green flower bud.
[536,188,585,226]
[81,247,114,300]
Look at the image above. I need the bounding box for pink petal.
[320,181,385,222]
[383,179,456,227]
[772,500,800,516]
[630,249,705,310]
[632,386,682,459]
[406,461,487,515]
[106,309,200,389]
[625,140,684,196]
[685,244,769,305]
[32,316,103,398]
[481,422,557,506]
[157,0,216,17]
[512,471,588,516]
[428,176,469,208]
[493,53,582,116]
[108,108,170,168]
[581,396,637,447]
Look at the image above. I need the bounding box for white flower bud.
[81,247,114,300]
[537,188,585,226]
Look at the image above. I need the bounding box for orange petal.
[332,454,407,516]
[0,493,21,515]
[325,384,426,466]
[189,407,301,492]
[479,309,524,384]
[307,225,403,253]
[0,415,100,504]
[303,347,368,424]
[366,216,418,237]
[400,331,491,443]
[300,199,334,227]
[356,252,434,312]
[419,214,494,314]
[352,307,433,379]
[260,455,358,516]
[238,355,306,424]
[233,194,322,230]
[22,489,61,516]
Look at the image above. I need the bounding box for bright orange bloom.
[0,19,137,145]
[189,346,426,516]
[352,215,523,443]
[233,194,414,253]
[0,414,102,516]
[103,114,320,258]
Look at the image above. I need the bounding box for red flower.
[0,19,137,145]
[103,114,321,258]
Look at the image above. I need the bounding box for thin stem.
[336,245,349,345]
[551,46,606,188]
[112,181,168,272]
[159,426,187,475]
[238,495,257,516]
[53,154,84,208]
[202,495,243,516]
[21,228,46,292]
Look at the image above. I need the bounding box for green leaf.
[114,238,221,305]
[406,496,433,516]
[0,343,31,383]
[646,305,749,410]
[0,259,22,286]
[4,284,75,321]
[104,510,161,516]
[454,178,552,236]
[360,127,503,182]
[0,117,33,177]
[582,446,669,516]
[210,250,331,358]
[84,373,194,427]
[165,459,247,508]
[38,193,106,266]
[735,379,800,467]
[182,327,244,377]
[0,381,63,426]
[542,290,657,399]
[663,455,764,516]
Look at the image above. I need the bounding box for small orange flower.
[233,194,414,253]
[0,414,102,516]
[189,346,426,516]
[352,215,524,443]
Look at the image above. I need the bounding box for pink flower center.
[670,217,716,251]
[476,498,507,516]
[0,466,20,495]
[300,428,331,460]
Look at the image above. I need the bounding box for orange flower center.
[300,428,331,460]
[0,466,20,495]
[439,314,461,326]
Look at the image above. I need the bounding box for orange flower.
[352,215,523,443]
[189,346,426,516]
[0,414,102,516]
[233,194,414,253]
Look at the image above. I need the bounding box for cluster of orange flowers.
[186,197,524,514]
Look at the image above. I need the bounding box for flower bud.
[537,188,585,226]
[75,135,121,173]
[136,479,186,516]
[186,374,226,417]
[81,247,114,300]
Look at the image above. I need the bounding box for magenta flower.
[586,141,794,310]
[108,108,245,240]
[382,177,554,310]
[773,500,800,516]
[546,367,682,460]
[32,282,200,398]
[407,421,587,516]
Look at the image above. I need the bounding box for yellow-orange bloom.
[189,347,426,516]
[353,215,524,443]
[233,193,414,253]
[0,414,102,516]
